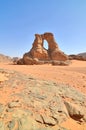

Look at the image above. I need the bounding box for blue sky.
[0,0,86,57]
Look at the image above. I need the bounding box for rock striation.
[17,32,68,65]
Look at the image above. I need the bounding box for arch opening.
[43,40,48,50]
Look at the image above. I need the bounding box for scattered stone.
[8,100,21,108]
[41,114,56,126]
[64,101,84,121]
[35,115,44,124]
[7,120,15,129]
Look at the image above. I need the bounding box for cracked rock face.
[17,32,68,65]
[0,69,86,129]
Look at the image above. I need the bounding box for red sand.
[0,60,86,94]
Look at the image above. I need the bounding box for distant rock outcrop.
[17,32,68,65]
[0,54,12,63]
[78,52,86,58]
[69,54,86,61]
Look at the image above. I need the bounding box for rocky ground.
[0,60,86,130]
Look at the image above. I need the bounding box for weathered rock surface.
[17,33,68,65]
[0,69,86,129]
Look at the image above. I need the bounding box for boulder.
[64,101,84,121]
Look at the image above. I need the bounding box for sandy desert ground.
[0,60,86,130]
[0,60,86,94]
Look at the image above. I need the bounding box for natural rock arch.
[17,32,68,65]
[32,33,59,53]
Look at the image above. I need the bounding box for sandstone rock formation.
[17,32,68,65]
